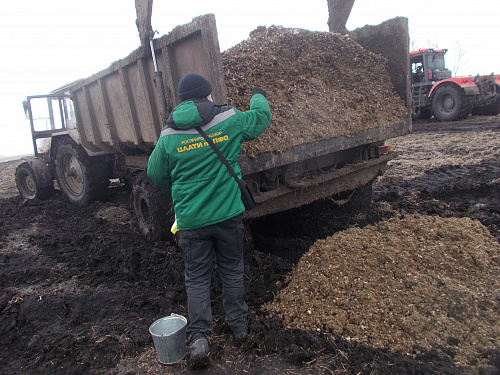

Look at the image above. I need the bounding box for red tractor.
[411,48,500,121]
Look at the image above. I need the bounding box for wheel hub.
[26,175,35,192]
[443,95,456,111]
[63,154,84,195]
[22,173,36,197]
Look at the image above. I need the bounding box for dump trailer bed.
[18,14,410,240]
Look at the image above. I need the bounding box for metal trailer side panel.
[87,80,113,150]
[69,14,227,156]
[71,89,97,152]
[101,71,136,145]
[122,62,158,149]
[161,15,227,106]
[239,119,408,176]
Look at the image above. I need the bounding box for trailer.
[17,14,411,241]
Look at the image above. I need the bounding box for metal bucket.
[149,313,187,364]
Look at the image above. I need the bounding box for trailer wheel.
[132,173,174,241]
[55,141,109,206]
[15,162,54,200]
[431,84,471,121]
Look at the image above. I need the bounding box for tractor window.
[411,61,425,83]
[63,97,77,129]
[426,54,446,69]
[29,97,64,132]
[411,62,424,74]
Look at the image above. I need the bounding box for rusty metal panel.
[72,89,95,150]
[239,119,408,176]
[100,74,138,145]
[117,68,141,146]
[127,57,161,145]
[167,32,206,95]
[155,14,227,106]
[70,14,226,156]
[85,81,113,148]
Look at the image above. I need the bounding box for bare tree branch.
[452,41,466,77]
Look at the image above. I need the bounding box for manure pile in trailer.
[222,26,407,157]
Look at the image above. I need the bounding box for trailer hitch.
[474,73,497,96]
[473,73,500,108]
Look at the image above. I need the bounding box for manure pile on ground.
[222,26,407,157]
[264,214,500,368]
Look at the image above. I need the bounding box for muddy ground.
[1,114,500,375]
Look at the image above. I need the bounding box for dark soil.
[1,115,500,374]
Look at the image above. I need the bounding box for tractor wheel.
[15,162,54,200]
[55,140,109,206]
[431,84,472,121]
[132,173,174,241]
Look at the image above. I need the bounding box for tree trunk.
[135,0,153,49]
[327,0,355,34]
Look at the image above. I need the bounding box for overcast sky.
[1,0,499,158]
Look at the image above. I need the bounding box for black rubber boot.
[233,325,248,343]
[189,337,210,368]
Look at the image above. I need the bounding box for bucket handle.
[169,313,185,319]
[156,313,187,337]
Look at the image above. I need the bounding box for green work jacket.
[147,94,271,230]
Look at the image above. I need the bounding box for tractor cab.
[22,94,77,156]
[410,48,451,86]
[22,80,82,157]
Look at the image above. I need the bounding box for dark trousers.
[177,215,248,342]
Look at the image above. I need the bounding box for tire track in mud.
[373,116,500,241]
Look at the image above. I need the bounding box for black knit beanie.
[177,73,212,101]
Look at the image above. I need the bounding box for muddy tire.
[132,173,174,241]
[15,162,54,200]
[55,140,109,206]
[431,84,472,121]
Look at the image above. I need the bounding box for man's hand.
[251,88,267,98]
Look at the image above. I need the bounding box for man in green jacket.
[147,73,271,367]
